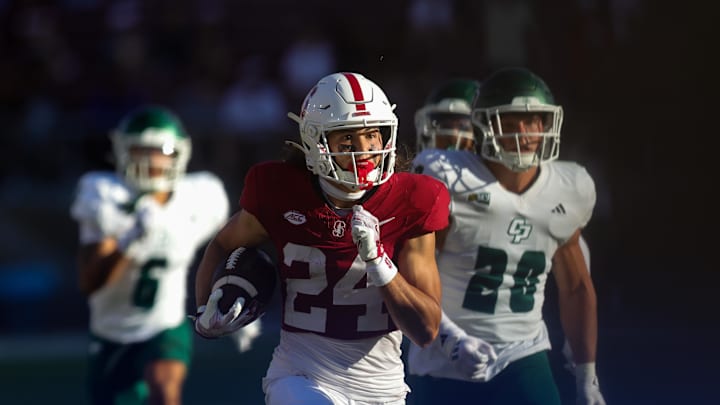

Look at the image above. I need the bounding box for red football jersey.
[240,161,449,339]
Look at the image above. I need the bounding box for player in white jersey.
[192,72,450,405]
[70,105,229,404]
[407,69,606,405]
[414,78,480,153]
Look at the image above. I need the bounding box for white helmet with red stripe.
[288,72,398,192]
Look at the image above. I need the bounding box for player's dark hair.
[394,143,413,173]
[281,142,306,168]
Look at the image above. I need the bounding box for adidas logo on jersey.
[551,203,566,214]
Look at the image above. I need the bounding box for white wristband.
[439,310,467,338]
[366,252,398,286]
[575,362,599,385]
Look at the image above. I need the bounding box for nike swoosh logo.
[378,217,396,226]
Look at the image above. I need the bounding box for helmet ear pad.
[316,158,334,177]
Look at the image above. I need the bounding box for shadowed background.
[0,1,717,404]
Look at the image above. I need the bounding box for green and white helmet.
[111,105,192,192]
[415,78,480,152]
[471,67,563,171]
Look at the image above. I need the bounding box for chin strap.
[318,177,366,201]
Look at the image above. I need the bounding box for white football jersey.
[70,171,229,343]
[409,149,595,380]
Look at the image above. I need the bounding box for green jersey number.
[133,257,166,309]
[462,246,545,314]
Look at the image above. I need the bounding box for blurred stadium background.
[1,1,717,404]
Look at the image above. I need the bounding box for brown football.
[211,246,277,319]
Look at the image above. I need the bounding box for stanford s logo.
[507,217,532,244]
[283,210,307,225]
[332,220,346,238]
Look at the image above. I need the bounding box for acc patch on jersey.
[211,246,277,326]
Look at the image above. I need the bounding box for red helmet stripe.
[342,73,367,111]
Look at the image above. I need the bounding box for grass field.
[0,332,279,405]
[1,325,716,405]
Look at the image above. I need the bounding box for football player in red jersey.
[193,72,451,404]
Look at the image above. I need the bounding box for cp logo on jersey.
[507,217,532,244]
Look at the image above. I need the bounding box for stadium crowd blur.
[0,0,714,361]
